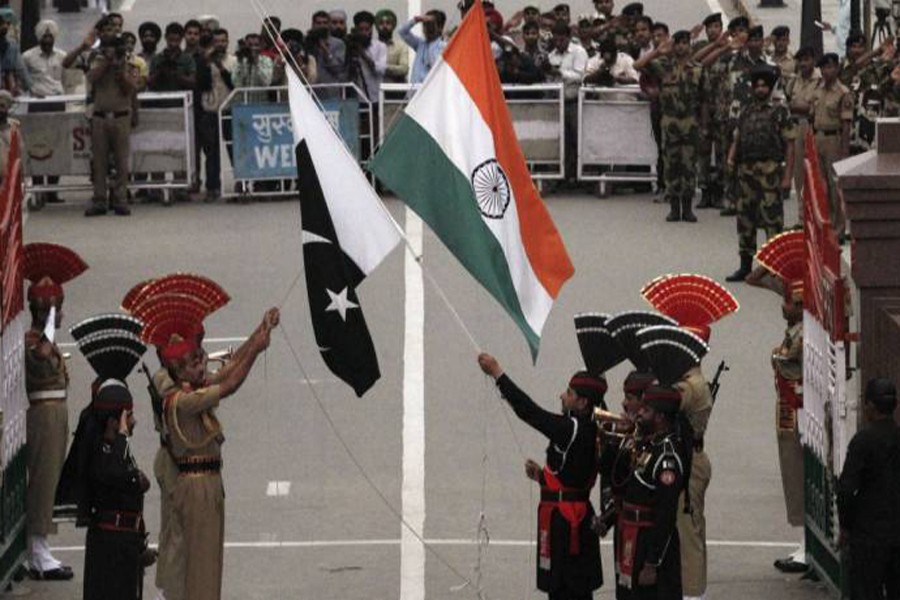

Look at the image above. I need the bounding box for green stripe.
[369,114,541,358]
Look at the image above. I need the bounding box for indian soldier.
[694,12,723,209]
[783,46,821,214]
[753,231,809,574]
[634,31,704,223]
[837,378,900,600]
[62,314,153,599]
[810,53,853,240]
[638,273,739,600]
[725,66,796,282]
[769,26,795,81]
[141,289,279,600]
[616,385,685,599]
[477,352,603,600]
[23,243,88,580]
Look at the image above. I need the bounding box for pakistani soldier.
[23,243,88,580]
[62,313,153,599]
[810,53,853,240]
[725,66,796,283]
[616,385,686,599]
[141,289,279,600]
[634,31,704,223]
[478,352,603,600]
[754,231,809,574]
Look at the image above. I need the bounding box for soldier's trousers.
[661,121,698,199]
[91,113,131,208]
[792,120,810,219]
[777,420,804,527]
[677,449,711,597]
[154,447,184,600]
[698,124,721,197]
[172,471,225,600]
[736,161,784,257]
[26,402,68,536]
[720,124,737,208]
[815,134,846,236]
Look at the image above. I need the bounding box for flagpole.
[249,0,482,355]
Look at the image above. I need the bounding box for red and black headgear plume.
[23,243,88,303]
[606,311,678,372]
[640,274,739,342]
[133,293,210,364]
[635,325,709,387]
[122,273,230,315]
[755,231,805,301]
[574,313,627,377]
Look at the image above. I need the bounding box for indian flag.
[369,0,574,358]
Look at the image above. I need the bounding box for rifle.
[709,359,729,404]
[141,362,168,444]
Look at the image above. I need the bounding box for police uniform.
[643,32,704,223]
[23,243,88,579]
[496,372,603,599]
[784,64,821,204]
[810,54,853,237]
[616,386,685,600]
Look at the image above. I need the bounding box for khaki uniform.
[165,382,225,600]
[771,53,796,80]
[0,118,22,181]
[153,369,185,600]
[811,80,853,236]
[674,366,713,597]
[89,52,139,209]
[784,70,821,207]
[773,322,804,526]
[24,332,69,537]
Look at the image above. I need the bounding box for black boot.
[696,188,713,209]
[726,255,752,282]
[681,195,697,222]
[665,196,680,222]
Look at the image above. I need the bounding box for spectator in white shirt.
[546,19,587,183]
[584,40,639,85]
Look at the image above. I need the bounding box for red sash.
[616,502,654,589]
[775,372,803,412]
[538,467,594,572]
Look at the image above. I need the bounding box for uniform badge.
[659,469,676,486]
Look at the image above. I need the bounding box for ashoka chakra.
[471,159,511,219]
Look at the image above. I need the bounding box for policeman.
[616,385,685,599]
[726,65,796,282]
[23,243,88,581]
[62,314,153,599]
[784,46,821,210]
[141,291,278,600]
[634,31,704,223]
[837,378,900,600]
[810,53,853,239]
[478,352,603,600]
[769,26,795,81]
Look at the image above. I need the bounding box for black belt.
[94,110,130,119]
[94,510,144,532]
[815,129,839,136]
[540,489,590,502]
[176,458,222,475]
[622,506,655,523]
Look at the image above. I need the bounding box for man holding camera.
[233,33,280,103]
[85,16,140,217]
[348,11,386,104]
[308,10,348,86]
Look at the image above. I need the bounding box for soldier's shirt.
[811,80,854,131]
[728,51,774,120]
[785,70,822,120]
[675,366,713,439]
[646,56,704,121]
[166,383,224,460]
[774,321,803,381]
[771,53,796,79]
[733,98,798,158]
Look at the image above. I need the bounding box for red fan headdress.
[641,274,740,342]
[123,273,230,315]
[755,231,805,300]
[135,293,210,363]
[23,243,88,302]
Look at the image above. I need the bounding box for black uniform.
[84,433,149,600]
[497,374,602,599]
[837,418,900,600]
[599,433,639,598]
[617,432,684,600]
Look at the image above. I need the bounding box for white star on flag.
[324,287,359,321]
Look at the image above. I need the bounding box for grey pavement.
[10,0,838,599]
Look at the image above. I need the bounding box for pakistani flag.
[288,69,400,396]
[369,0,574,358]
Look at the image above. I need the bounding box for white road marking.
[266,481,292,496]
[50,538,799,552]
[401,209,425,600]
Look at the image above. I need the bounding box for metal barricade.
[578,86,658,195]
[218,83,373,200]
[379,83,564,180]
[15,92,195,199]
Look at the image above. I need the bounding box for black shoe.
[726,256,753,282]
[681,196,697,222]
[112,205,131,216]
[800,568,819,581]
[665,197,680,222]
[719,206,737,216]
[774,557,809,574]
[28,565,74,581]
[696,189,713,209]
[84,205,107,217]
